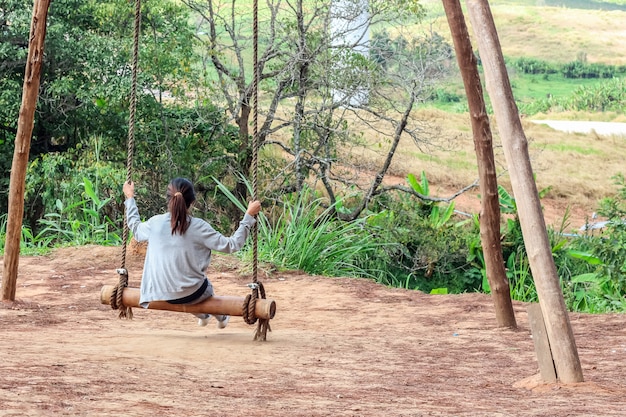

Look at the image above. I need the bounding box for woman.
[123,177,262,329]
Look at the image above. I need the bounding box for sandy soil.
[1,245,625,416]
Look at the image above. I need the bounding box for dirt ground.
[1,245,625,417]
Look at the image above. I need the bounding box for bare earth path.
[1,246,625,416]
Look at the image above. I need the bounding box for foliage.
[35,177,122,247]
[0,176,120,254]
[432,54,626,114]
[0,0,199,215]
[506,246,537,302]
[216,179,384,278]
[258,193,383,278]
[507,56,626,79]
[522,78,626,114]
[406,171,456,228]
[507,57,559,75]
[562,174,626,312]
[0,214,55,256]
[25,137,126,234]
[361,172,478,293]
[491,179,626,313]
[132,102,242,220]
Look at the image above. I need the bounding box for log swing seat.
[101,0,274,341]
[100,285,276,321]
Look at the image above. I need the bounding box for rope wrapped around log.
[109,268,133,319]
[242,282,271,341]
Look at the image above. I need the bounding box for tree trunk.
[441,0,516,328]
[2,0,51,302]
[465,0,583,383]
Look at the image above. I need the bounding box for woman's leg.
[188,280,229,327]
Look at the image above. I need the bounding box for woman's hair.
[166,177,196,235]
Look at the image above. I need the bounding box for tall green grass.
[255,190,383,277]
[215,178,387,279]
[0,177,122,257]
[36,177,121,247]
[0,214,55,256]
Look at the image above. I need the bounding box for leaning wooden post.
[465,0,583,383]
[527,303,557,383]
[2,0,51,302]
[441,0,516,328]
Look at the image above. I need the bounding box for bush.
[25,138,126,236]
[363,185,479,294]
[509,57,558,75]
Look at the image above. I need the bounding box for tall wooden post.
[2,0,51,301]
[465,0,583,383]
[441,0,516,328]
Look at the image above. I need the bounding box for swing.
[100,0,275,341]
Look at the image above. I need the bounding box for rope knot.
[242,281,271,341]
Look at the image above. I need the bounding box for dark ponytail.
[166,178,196,235]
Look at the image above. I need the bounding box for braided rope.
[111,0,141,320]
[241,0,270,341]
[252,0,259,286]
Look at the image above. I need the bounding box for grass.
[366,106,626,232]
[540,143,602,155]
[371,1,626,230]
[420,0,626,65]
[510,73,611,104]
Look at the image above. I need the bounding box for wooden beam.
[527,303,557,383]
[441,0,516,328]
[100,285,276,320]
[465,0,583,383]
[2,0,51,301]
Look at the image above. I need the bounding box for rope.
[242,0,271,341]
[111,0,141,320]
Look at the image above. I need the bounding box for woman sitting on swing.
[122,177,262,329]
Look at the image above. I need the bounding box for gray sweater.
[124,198,256,307]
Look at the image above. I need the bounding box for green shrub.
[363,174,479,293]
[35,177,122,247]
[216,179,386,279]
[508,57,558,75]
[25,136,126,235]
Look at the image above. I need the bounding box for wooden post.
[441,0,516,328]
[2,0,51,302]
[465,0,583,383]
[527,303,557,383]
[100,285,277,320]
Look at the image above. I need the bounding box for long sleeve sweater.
[124,198,256,307]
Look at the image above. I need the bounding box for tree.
[0,0,132,216]
[184,0,465,218]
[1,0,229,224]
[3,0,51,301]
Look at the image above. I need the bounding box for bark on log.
[442,0,516,328]
[2,0,51,301]
[100,285,276,320]
[465,0,583,383]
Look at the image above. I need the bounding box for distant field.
[401,1,626,226]
[380,108,626,229]
[420,0,626,65]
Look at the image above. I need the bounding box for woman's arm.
[123,181,151,241]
